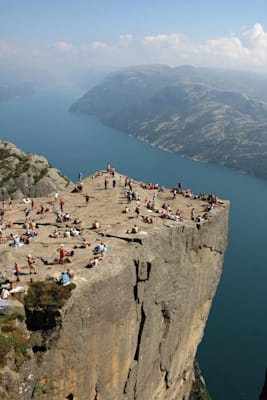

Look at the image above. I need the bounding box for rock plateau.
[0,167,229,400]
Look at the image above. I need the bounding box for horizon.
[2,1,267,85]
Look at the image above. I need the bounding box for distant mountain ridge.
[70,65,267,180]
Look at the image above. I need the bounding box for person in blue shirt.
[60,272,70,286]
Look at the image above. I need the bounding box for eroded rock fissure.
[99,232,143,245]
[134,304,146,362]
[94,383,98,400]
[159,306,171,389]
[201,244,223,254]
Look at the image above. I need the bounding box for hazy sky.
[1,0,267,83]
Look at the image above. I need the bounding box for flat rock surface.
[0,170,226,291]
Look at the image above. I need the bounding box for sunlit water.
[1,86,267,399]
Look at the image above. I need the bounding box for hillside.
[0,141,70,199]
[70,65,267,180]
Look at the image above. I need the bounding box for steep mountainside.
[71,65,267,180]
[0,141,70,199]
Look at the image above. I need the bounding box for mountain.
[0,141,70,199]
[70,65,267,180]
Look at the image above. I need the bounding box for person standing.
[135,205,140,218]
[191,208,195,221]
[58,244,66,264]
[14,262,20,282]
[85,193,90,206]
[24,207,30,220]
[27,255,37,274]
[60,198,64,212]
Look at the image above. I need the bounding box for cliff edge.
[0,169,229,399]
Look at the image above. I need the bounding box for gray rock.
[0,141,70,199]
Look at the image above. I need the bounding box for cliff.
[0,141,70,199]
[0,170,229,399]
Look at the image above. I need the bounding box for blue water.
[1,86,267,399]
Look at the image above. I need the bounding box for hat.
[60,244,64,247]
[28,254,31,257]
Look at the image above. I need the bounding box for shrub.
[24,281,76,308]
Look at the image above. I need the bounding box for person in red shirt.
[60,199,64,212]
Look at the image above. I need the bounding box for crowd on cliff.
[0,165,222,299]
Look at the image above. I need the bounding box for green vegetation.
[32,376,58,399]
[24,281,76,308]
[0,312,30,368]
[14,160,30,177]
[0,150,30,188]
[33,167,49,183]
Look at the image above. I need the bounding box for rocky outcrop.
[0,141,70,199]
[26,209,227,399]
[0,170,229,399]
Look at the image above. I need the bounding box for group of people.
[0,166,220,299]
[12,254,37,282]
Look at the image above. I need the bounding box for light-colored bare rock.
[0,141,70,199]
[0,170,229,400]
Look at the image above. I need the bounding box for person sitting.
[92,221,100,229]
[80,239,91,248]
[122,206,130,213]
[66,268,75,279]
[56,214,63,223]
[12,235,22,247]
[176,209,183,219]
[86,256,102,268]
[131,224,139,233]
[63,213,71,222]
[77,182,83,191]
[72,183,82,193]
[49,228,61,238]
[93,242,106,255]
[1,287,10,299]
[143,215,153,224]
[73,217,82,225]
[59,272,70,286]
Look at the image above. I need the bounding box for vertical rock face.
[35,208,228,399]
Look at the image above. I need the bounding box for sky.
[1,0,267,84]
